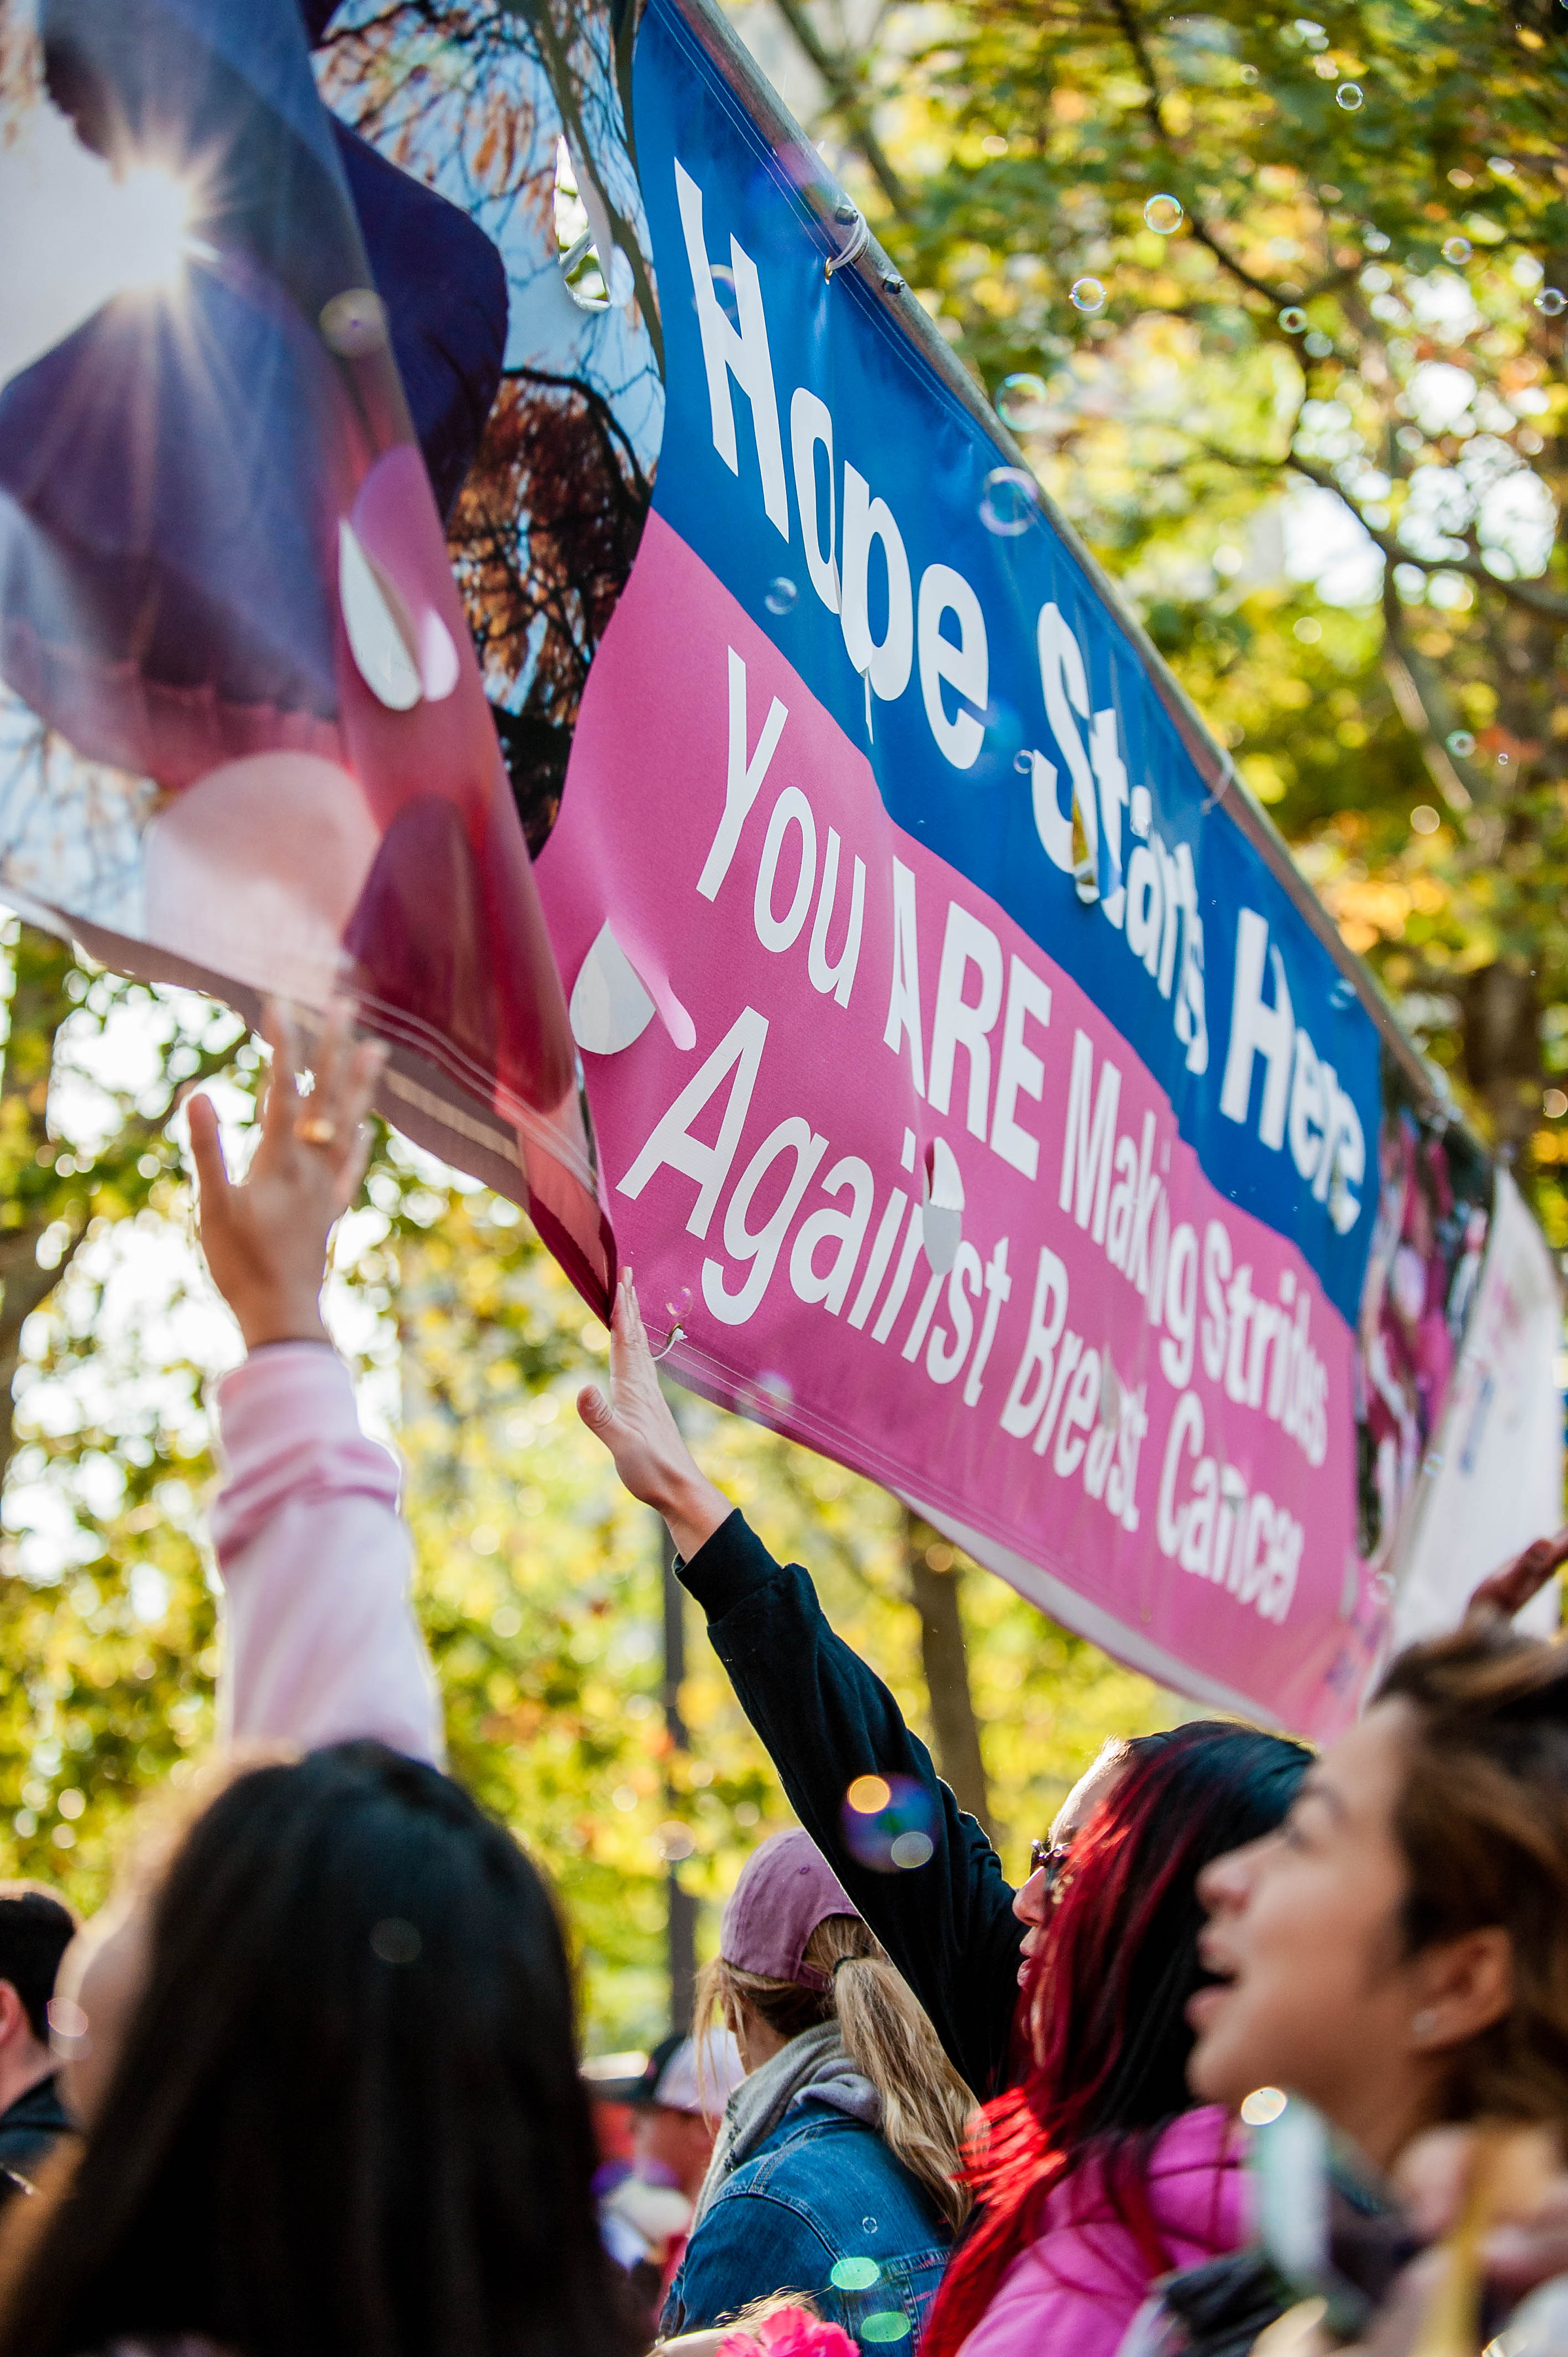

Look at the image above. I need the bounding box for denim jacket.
[662,2097,951,2346]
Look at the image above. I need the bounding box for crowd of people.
[0,1005,1566,2357]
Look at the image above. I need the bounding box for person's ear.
[1406,1928,1514,2053]
[0,1980,28,2052]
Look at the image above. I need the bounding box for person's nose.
[1012,1865,1049,1930]
[1196,1836,1262,1915]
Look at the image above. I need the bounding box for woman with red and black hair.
[919,1725,1307,2357]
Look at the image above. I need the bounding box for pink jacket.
[959,2107,1247,2357]
[210,1343,443,1768]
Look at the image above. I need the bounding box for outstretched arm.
[190,1005,443,1766]
[579,1273,1021,2097]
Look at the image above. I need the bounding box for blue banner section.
[632,0,1381,1323]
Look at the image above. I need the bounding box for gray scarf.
[690,2020,882,2228]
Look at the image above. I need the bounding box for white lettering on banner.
[701,650,866,1010]
[1060,1034,1120,1245]
[617,1006,767,1233]
[807,830,866,1006]
[996,1248,1145,1531]
[790,388,839,610]
[615,1002,1315,1600]
[1198,1218,1326,1467]
[917,567,988,770]
[755,787,816,952]
[1155,1391,1303,1625]
[929,904,1004,1142]
[964,1237,1012,1406]
[704,1116,828,1325]
[674,158,789,536]
[1220,911,1363,1233]
[928,1242,983,1383]
[884,859,926,1095]
[670,156,1377,1251]
[790,1154,875,1311]
[1089,707,1129,926]
[841,465,914,702]
[990,957,1053,1180]
[698,649,788,901]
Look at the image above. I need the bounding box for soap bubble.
[319,287,390,357]
[1446,729,1476,758]
[665,1284,694,1325]
[1240,2087,1288,2127]
[1144,193,1184,234]
[1069,275,1106,312]
[765,576,799,615]
[862,2317,911,2345]
[738,1370,793,1428]
[831,2258,882,2292]
[1442,236,1473,266]
[841,1772,938,1873]
[996,371,1048,428]
[1536,287,1567,316]
[979,467,1040,536]
[1411,804,1440,835]
[1335,81,1364,109]
[1279,306,1307,333]
[1013,748,1034,775]
[369,1918,422,1965]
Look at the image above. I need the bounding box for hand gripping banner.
[532,0,1559,1733]
[0,0,611,1303]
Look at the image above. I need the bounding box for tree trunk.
[904,1509,991,1831]
[1459,962,1541,1166]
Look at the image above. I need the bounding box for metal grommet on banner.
[825,204,869,281]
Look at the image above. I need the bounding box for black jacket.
[682,1510,1024,2098]
[0,2072,70,2203]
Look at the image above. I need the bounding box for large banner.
[535,0,1558,1734]
[0,0,1555,1730]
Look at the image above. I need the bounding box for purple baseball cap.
[720,1829,860,1991]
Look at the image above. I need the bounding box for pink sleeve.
[211,1344,445,1766]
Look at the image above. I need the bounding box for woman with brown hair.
[1190,1605,1568,2171]
[662,1830,974,2348]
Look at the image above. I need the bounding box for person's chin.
[1182,1986,1237,2099]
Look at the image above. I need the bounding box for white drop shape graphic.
[338,521,422,711]
[570,923,656,1055]
[922,1136,964,1275]
[418,610,461,701]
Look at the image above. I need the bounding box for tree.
[755,0,1568,1224]
[0,927,254,1902]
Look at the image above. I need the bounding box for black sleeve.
[680,1509,1023,2099]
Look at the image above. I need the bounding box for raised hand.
[1467,1527,1568,1622]
[186,1001,386,1351]
[577,1269,732,1562]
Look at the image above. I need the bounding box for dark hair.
[0,1743,638,2357]
[0,1884,77,2045]
[924,1721,1310,2357]
[1376,1614,1568,2123]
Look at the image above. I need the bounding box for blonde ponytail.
[695,1914,975,2229]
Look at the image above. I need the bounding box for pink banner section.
[538,515,1387,1735]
